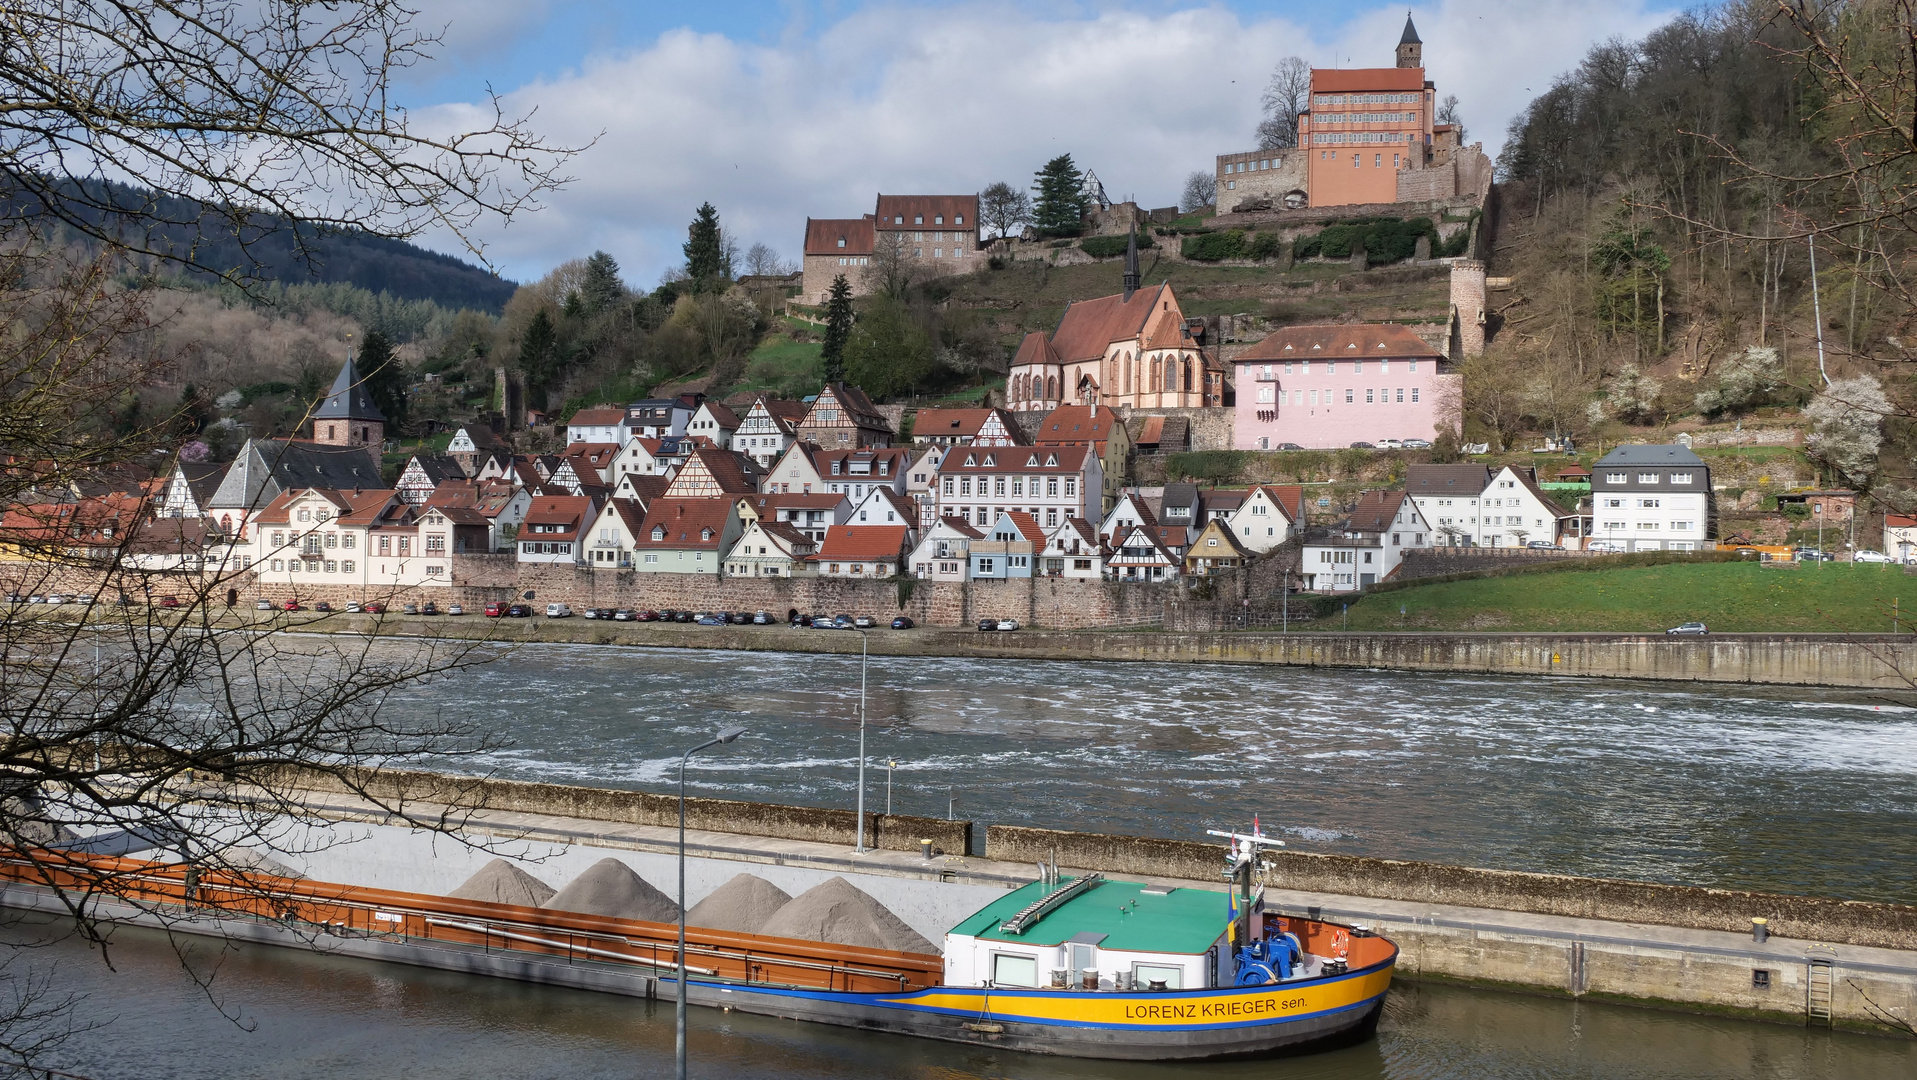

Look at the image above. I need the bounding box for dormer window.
[935,214,944,224]
[955,214,964,224]
[914,215,924,224]
[701,528,712,541]
[837,236,846,248]
[651,525,665,540]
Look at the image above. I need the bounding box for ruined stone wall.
[1118,406,1235,452]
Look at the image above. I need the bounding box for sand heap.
[686,873,792,933]
[217,846,301,880]
[447,858,557,908]
[757,877,934,955]
[543,858,680,923]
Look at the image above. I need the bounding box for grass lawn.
[1329,562,1916,634]
[735,334,822,399]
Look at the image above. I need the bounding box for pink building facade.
[1232,325,1459,450]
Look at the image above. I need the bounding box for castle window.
[914,215,923,224]
[935,215,944,224]
[954,214,963,224]
[837,237,845,247]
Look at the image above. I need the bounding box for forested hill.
[15,178,517,313]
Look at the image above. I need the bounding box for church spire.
[1122,222,1140,300]
[1396,11,1423,68]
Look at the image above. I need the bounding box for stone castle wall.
[1117,406,1235,452]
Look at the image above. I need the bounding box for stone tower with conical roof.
[311,354,386,448]
[1396,11,1422,69]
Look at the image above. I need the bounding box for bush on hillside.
[1293,217,1440,265]
[1182,231,1246,261]
[1080,233,1157,258]
[1167,449,1248,482]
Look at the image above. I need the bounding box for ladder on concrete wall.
[1805,953,1835,1028]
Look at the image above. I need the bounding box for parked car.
[1349,441,1375,449]
[589,607,615,620]
[1666,622,1709,636]
[545,603,572,618]
[890,616,915,630]
[506,604,532,618]
[1794,548,1834,562]
[637,609,661,622]
[791,613,814,627]
[447,604,465,616]
[70,594,93,605]
[401,603,419,615]
[1853,549,1893,564]
[3,593,23,603]
[726,611,750,624]
[1525,540,1557,549]
[752,611,773,625]
[1376,438,1404,450]
[345,600,363,613]
[485,602,505,617]
[976,618,997,632]
[673,610,694,623]
[422,602,440,616]
[255,598,274,611]
[996,618,1021,632]
[45,594,67,604]
[362,602,386,614]
[832,614,855,628]
[696,613,727,626]
[314,600,333,613]
[853,615,876,628]
[278,599,299,611]
[1585,541,1620,553]
[1402,438,1433,449]
[582,606,600,619]
[1277,442,1304,451]
[612,608,636,621]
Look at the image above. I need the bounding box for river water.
[11,914,1909,1080]
[381,641,1917,904]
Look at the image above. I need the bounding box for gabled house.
[1099,492,1188,561]
[764,440,826,495]
[582,497,648,568]
[1479,465,1572,548]
[795,383,892,449]
[632,498,743,576]
[610,436,667,485]
[934,443,1101,533]
[737,490,849,543]
[516,495,601,565]
[910,407,1025,447]
[1184,519,1251,576]
[813,524,910,578]
[909,516,984,580]
[418,505,490,566]
[687,400,740,450]
[1406,464,1495,546]
[904,444,946,529]
[969,511,1043,580]
[1301,490,1431,592]
[812,446,913,503]
[1039,517,1105,579]
[610,472,671,508]
[1006,258,1222,414]
[205,438,384,543]
[732,396,809,468]
[426,480,531,552]
[1227,485,1306,553]
[723,519,817,578]
[625,397,696,440]
[1031,403,1133,513]
[447,424,508,476]
[397,453,464,506]
[565,407,629,446]
[1106,524,1180,582]
[156,460,224,519]
[1588,445,1713,553]
[846,487,917,538]
[567,442,621,485]
[1886,515,1917,563]
[248,487,403,587]
[1158,482,1202,543]
[662,445,764,499]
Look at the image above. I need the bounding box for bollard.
[1751,917,1769,943]
[920,838,933,860]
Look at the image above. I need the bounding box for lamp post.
[676,724,747,1080]
[830,625,871,853]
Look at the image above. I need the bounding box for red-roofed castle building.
[801,194,980,303]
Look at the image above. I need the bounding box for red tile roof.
[1003,511,1043,541]
[804,217,874,256]
[1310,67,1426,92]
[1889,515,1917,529]
[1032,405,1121,448]
[873,194,979,229]
[635,498,735,550]
[521,495,598,540]
[933,515,985,539]
[938,444,1093,474]
[815,525,910,561]
[253,487,397,525]
[1237,324,1442,361]
[1011,331,1060,368]
[698,401,740,429]
[568,407,627,427]
[1048,286,1164,362]
[1251,485,1307,522]
[1345,490,1412,534]
[911,407,1024,443]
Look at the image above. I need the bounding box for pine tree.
[357,329,408,426]
[821,275,853,384]
[517,309,561,407]
[1031,154,1088,237]
[580,250,626,314]
[683,203,730,290]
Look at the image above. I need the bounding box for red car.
[485,601,505,617]
[281,599,302,611]
[362,602,386,614]
[157,595,181,608]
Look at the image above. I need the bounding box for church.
[1005,231,1224,413]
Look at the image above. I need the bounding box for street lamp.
[828,624,871,853]
[676,724,747,1080]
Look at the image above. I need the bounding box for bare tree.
[1181,171,1216,213]
[743,243,795,277]
[1436,94,1465,142]
[1257,57,1312,150]
[978,181,1032,240]
[862,229,926,299]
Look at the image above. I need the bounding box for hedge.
[1081,233,1157,258]
[1293,216,1439,265]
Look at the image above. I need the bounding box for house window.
[979,558,995,573]
[342,534,356,549]
[645,553,658,564]
[271,559,283,571]
[324,560,337,573]
[1638,473,1659,484]
[1672,472,1694,484]
[1606,472,1627,483]
[1366,389,1375,403]
[398,537,411,555]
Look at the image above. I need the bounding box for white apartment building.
[1587,445,1713,552]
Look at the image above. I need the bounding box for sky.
[395,0,1687,288]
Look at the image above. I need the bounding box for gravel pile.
[447,859,556,908]
[757,877,934,955]
[217,846,301,880]
[542,858,680,923]
[686,873,792,933]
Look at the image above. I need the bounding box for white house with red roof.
[1105,524,1180,582]
[847,487,918,538]
[737,490,850,543]
[1301,490,1432,592]
[632,498,742,576]
[732,396,810,468]
[247,487,460,590]
[1886,515,1917,563]
[516,495,601,565]
[909,516,984,580]
[813,524,910,578]
[1233,324,1460,450]
[910,407,1025,447]
[566,407,630,446]
[582,497,648,568]
[723,518,817,578]
[1040,517,1107,579]
[688,400,740,450]
[934,443,1100,533]
[662,445,763,499]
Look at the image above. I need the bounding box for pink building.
[1232,325,1459,450]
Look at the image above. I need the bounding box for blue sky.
[401,1,1686,287]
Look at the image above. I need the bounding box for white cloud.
[416,0,1679,287]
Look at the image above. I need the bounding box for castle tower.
[1396,12,1422,69]
[311,355,386,448]
[1122,224,1140,300]
[1448,259,1486,359]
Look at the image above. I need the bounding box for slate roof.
[207,439,385,512]
[1406,464,1494,494]
[312,358,384,421]
[1594,444,1706,467]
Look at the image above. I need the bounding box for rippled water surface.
[374,641,1917,903]
[17,916,1912,1080]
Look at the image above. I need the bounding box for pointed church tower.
[311,354,386,448]
[1396,11,1422,69]
[1122,223,1140,300]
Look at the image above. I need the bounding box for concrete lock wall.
[986,824,1917,952]
[287,767,975,856]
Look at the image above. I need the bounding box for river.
[373,640,1917,905]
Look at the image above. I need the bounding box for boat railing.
[999,872,1102,935]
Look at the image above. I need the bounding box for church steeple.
[1122,223,1140,300]
[1396,11,1422,69]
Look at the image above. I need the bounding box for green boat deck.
[952,878,1231,956]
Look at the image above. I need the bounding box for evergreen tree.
[517,309,561,407]
[843,294,933,399]
[821,275,853,384]
[580,250,626,314]
[683,203,731,290]
[1031,154,1088,237]
[175,382,213,435]
[357,329,409,426]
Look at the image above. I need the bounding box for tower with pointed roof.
[1396,12,1422,68]
[1122,224,1140,300]
[311,355,385,449]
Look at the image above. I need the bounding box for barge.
[0,832,1395,1061]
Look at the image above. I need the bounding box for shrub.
[1167,449,1247,482]
[1049,238,1074,248]
[1080,233,1157,258]
[1182,231,1247,261]
[1293,216,1440,264]
[1245,232,1285,260]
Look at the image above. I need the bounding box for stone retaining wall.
[985,825,1917,951]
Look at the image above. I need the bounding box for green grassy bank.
[1333,562,1916,634]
